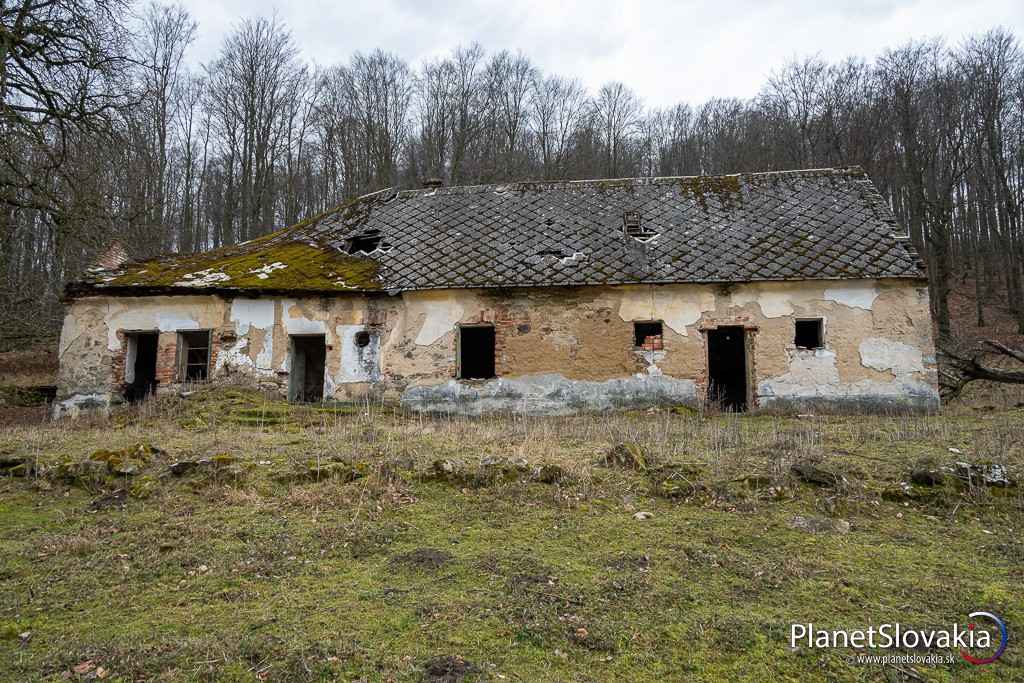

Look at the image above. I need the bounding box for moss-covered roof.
[70,194,390,297]
[69,167,925,299]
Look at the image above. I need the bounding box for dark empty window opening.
[289,335,327,402]
[124,331,159,402]
[707,326,748,412]
[623,211,658,242]
[354,330,371,348]
[794,319,824,349]
[347,229,390,255]
[459,326,496,380]
[634,321,663,350]
[177,331,211,381]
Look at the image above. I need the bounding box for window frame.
[793,318,825,350]
[633,320,664,350]
[457,324,497,380]
[176,330,213,382]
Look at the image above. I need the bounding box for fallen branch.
[938,339,1024,398]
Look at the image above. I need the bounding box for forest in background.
[1,1,1023,352]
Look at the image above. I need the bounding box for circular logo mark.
[961,612,1008,665]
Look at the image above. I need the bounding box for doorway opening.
[706,326,748,412]
[458,326,496,380]
[289,335,327,402]
[124,331,158,402]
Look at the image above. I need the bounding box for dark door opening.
[124,332,159,402]
[707,326,748,412]
[458,326,496,379]
[289,335,327,402]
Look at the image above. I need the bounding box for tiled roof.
[71,167,925,297]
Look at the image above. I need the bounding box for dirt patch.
[390,547,453,571]
[422,655,478,682]
[602,442,648,470]
[605,553,652,571]
[0,404,47,426]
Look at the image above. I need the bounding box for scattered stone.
[50,459,107,486]
[423,655,477,682]
[425,457,525,488]
[535,463,567,484]
[790,461,845,488]
[168,460,199,476]
[603,443,647,471]
[88,489,127,511]
[910,469,945,487]
[429,459,457,480]
[0,455,35,477]
[954,462,1015,488]
[647,462,707,499]
[886,479,953,504]
[89,443,161,476]
[390,547,453,571]
[633,511,654,521]
[789,514,850,534]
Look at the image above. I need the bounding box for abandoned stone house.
[53,167,940,417]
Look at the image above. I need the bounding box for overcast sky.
[176,0,1023,108]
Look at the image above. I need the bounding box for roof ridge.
[393,166,866,198]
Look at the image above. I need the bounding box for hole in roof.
[536,249,569,258]
[623,211,658,243]
[347,229,391,255]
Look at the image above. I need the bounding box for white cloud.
[176,0,1024,107]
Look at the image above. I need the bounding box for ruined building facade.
[55,168,940,417]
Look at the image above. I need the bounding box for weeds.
[0,389,1020,681]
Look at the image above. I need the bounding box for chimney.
[422,177,443,189]
[95,240,129,270]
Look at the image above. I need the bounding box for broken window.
[458,326,496,380]
[124,331,158,401]
[347,229,390,255]
[177,331,211,381]
[794,319,824,349]
[633,321,663,350]
[623,211,658,242]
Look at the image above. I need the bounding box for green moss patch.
[91,239,380,294]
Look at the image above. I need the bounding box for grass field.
[0,388,1021,682]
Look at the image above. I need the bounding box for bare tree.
[593,81,642,177]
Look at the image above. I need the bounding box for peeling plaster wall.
[53,293,393,416]
[54,277,939,417]
[387,279,938,414]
